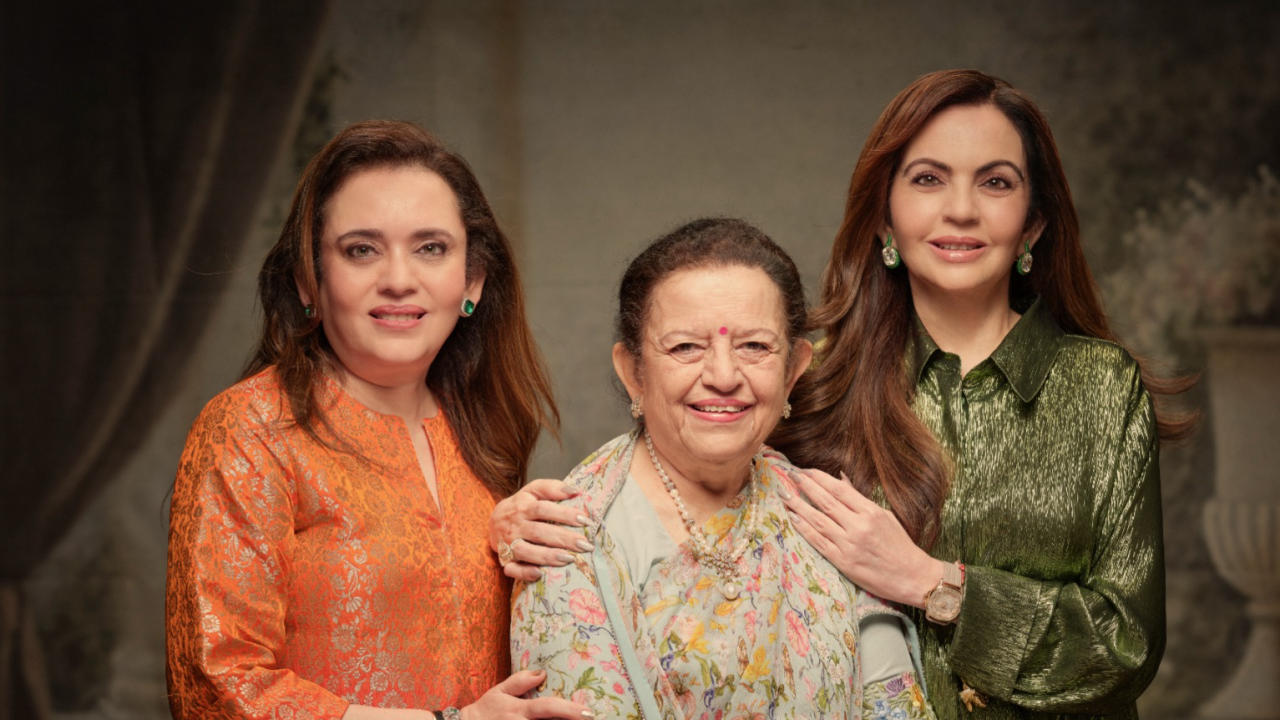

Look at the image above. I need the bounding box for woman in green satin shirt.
[772,69,1190,720]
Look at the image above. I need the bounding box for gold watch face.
[926,585,963,623]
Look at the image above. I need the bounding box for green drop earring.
[460,298,477,317]
[1016,238,1034,275]
[303,304,314,318]
[882,231,902,269]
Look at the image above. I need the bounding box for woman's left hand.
[781,467,945,608]
[490,479,591,582]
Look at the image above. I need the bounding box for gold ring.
[498,539,516,565]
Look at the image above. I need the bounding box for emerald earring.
[882,231,901,269]
[460,298,477,317]
[1016,238,1034,275]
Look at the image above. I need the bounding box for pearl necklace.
[643,431,762,599]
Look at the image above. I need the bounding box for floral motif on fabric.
[166,368,510,719]
[865,671,930,720]
[510,432,936,720]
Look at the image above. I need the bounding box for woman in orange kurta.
[166,121,592,720]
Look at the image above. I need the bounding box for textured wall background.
[21,1,1278,717]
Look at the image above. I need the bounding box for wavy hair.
[244,120,557,495]
[770,70,1193,548]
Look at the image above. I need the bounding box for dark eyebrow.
[901,158,1026,182]
[334,229,383,242]
[902,158,950,176]
[333,228,456,243]
[978,160,1026,182]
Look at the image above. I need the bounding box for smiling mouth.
[372,312,425,321]
[930,241,984,251]
[691,404,748,414]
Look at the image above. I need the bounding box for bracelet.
[443,708,461,720]
[432,712,445,720]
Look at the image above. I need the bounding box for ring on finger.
[497,538,518,565]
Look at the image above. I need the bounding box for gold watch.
[924,561,965,624]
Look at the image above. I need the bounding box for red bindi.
[718,326,728,335]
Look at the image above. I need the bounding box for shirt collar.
[909,296,1064,403]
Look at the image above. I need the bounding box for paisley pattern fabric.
[904,297,1164,720]
[510,432,935,720]
[166,367,510,720]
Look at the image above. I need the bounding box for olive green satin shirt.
[908,298,1164,720]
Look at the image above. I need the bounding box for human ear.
[785,339,813,392]
[1023,216,1047,250]
[460,270,486,317]
[465,269,486,306]
[611,342,642,403]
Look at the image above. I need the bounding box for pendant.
[721,580,741,600]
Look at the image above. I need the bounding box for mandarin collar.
[909,296,1064,403]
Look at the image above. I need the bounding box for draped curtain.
[0,1,331,715]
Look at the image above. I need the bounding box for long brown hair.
[244,120,557,496]
[770,69,1192,548]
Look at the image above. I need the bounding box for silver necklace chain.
[642,431,762,599]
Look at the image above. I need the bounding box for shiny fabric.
[166,367,510,720]
[511,432,935,720]
[906,298,1163,720]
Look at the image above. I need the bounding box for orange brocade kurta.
[165,367,511,720]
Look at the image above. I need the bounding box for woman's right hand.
[489,479,591,581]
[782,467,944,608]
[461,670,594,719]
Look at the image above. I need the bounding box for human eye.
[666,342,705,362]
[344,243,377,259]
[735,341,776,363]
[981,175,1015,191]
[909,171,943,187]
[417,240,447,256]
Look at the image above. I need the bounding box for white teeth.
[376,313,420,321]
[695,405,744,413]
[938,244,977,251]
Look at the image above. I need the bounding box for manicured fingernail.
[777,486,792,500]
[581,711,596,719]
[576,539,594,552]
[576,514,590,525]
[556,552,574,564]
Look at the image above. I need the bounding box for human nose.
[700,344,742,391]
[378,249,416,296]
[943,185,979,225]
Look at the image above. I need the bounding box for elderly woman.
[166,121,590,720]
[509,218,933,719]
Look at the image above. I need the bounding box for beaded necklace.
[643,431,762,599]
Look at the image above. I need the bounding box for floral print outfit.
[511,432,934,720]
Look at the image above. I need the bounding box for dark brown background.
[3,1,1276,717]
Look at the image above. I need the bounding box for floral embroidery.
[866,671,928,720]
[511,433,937,720]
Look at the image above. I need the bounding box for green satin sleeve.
[947,374,1164,713]
[904,298,1166,720]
